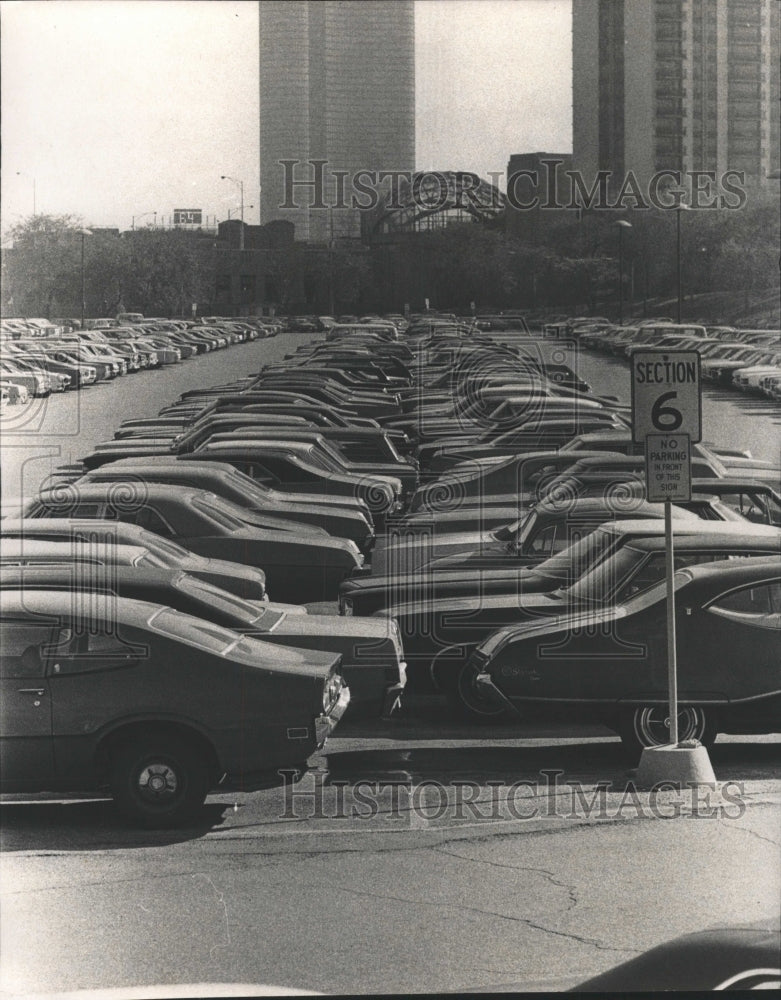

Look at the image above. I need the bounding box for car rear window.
[147,607,240,654]
[176,574,270,626]
[138,530,193,561]
[191,494,245,530]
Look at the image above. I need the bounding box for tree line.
[2,190,778,321]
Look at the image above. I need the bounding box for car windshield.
[147,606,240,654]
[137,529,193,561]
[175,573,271,626]
[134,551,169,568]
[533,527,617,583]
[564,545,648,604]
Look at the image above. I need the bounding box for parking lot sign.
[631,351,701,443]
[645,433,692,502]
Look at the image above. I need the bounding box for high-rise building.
[572,0,780,188]
[259,1,415,242]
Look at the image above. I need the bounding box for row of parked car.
[2,313,780,826]
[552,317,781,400]
[0,314,283,407]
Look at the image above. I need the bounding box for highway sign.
[645,433,692,502]
[631,351,702,443]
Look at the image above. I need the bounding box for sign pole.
[632,350,716,787]
[664,499,679,746]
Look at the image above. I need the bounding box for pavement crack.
[318,882,633,954]
[191,873,231,959]
[727,823,781,848]
[432,846,579,910]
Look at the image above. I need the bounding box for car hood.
[378,589,566,620]
[228,528,362,563]
[479,605,627,657]
[423,539,514,569]
[249,614,400,659]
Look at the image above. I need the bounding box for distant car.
[463,556,781,751]
[20,483,364,604]
[0,588,349,826]
[0,565,406,720]
[0,380,30,405]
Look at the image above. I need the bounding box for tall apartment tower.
[573,0,780,188]
[259,1,415,242]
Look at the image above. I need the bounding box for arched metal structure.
[368,171,506,237]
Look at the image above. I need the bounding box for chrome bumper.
[381,661,407,717]
[315,685,351,748]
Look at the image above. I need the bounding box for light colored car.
[0,379,30,404]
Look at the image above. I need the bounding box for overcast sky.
[0,0,571,231]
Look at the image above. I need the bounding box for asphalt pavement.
[1,726,778,996]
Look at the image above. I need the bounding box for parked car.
[371,522,780,700]
[74,457,376,551]
[0,588,349,826]
[340,520,781,617]
[19,483,364,604]
[0,565,405,719]
[1,519,268,601]
[461,557,781,752]
[372,496,713,575]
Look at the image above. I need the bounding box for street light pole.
[78,228,92,329]
[615,219,632,325]
[676,203,689,324]
[132,211,157,231]
[221,175,245,250]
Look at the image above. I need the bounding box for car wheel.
[619,705,716,756]
[445,662,509,724]
[109,733,210,828]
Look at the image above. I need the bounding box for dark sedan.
[75,457,376,552]
[1,518,268,601]
[342,515,771,617]
[0,589,348,826]
[464,557,781,753]
[18,483,364,603]
[0,565,406,719]
[373,524,781,700]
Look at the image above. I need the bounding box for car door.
[0,619,62,787]
[49,625,145,781]
[688,581,781,701]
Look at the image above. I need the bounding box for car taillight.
[322,672,343,712]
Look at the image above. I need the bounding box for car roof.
[0,564,185,590]
[2,518,148,537]
[0,538,150,561]
[0,587,165,630]
[34,482,205,504]
[676,555,781,589]
[533,497,700,520]
[598,519,781,539]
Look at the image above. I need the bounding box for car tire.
[618,705,716,757]
[444,662,510,724]
[109,733,210,828]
